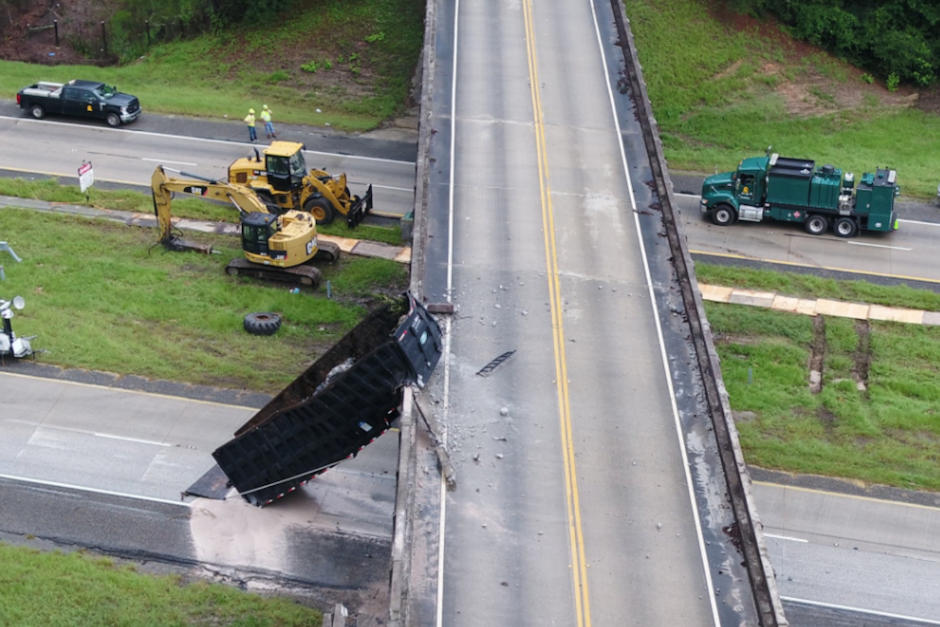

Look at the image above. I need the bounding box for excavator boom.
[150,165,338,287]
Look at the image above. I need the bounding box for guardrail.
[609,2,787,625]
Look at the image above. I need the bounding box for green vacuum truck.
[700,149,899,237]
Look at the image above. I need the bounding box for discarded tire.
[244,312,281,336]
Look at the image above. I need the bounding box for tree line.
[1,0,298,62]
[729,0,938,86]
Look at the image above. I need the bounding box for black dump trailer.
[191,292,442,507]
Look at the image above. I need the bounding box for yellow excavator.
[228,141,373,226]
[151,165,340,288]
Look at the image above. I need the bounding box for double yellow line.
[521,0,591,624]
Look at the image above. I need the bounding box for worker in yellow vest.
[261,104,276,139]
[244,108,257,142]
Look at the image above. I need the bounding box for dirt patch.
[852,319,871,394]
[808,315,825,394]
[706,4,930,117]
[0,0,113,64]
[817,406,837,433]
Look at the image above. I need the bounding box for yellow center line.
[521,1,591,625]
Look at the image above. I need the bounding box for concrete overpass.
[390,0,786,624]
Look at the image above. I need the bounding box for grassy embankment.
[0,544,321,625]
[0,0,425,131]
[629,0,940,491]
[0,207,408,392]
[696,265,940,491]
[628,0,940,201]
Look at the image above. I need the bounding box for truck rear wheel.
[804,214,829,235]
[30,104,45,119]
[304,197,335,225]
[833,217,858,238]
[711,204,736,226]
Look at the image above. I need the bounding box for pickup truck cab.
[16,79,141,127]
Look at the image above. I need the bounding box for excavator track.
[225,257,323,288]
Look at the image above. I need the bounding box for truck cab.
[700,155,770,225]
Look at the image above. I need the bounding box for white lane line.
[901,219,940,227]
[6,418,173,447]
[590,1,721,624]
[372,184,413,192]
[781,596,940,625]
[436,0,460,623]
[0,473,191,508]
[844,240,913,252]
[141,157,198,166]
[764,533,808,543]
[0,115,415,165]
[0,370,257,410]
[846,240,912,250]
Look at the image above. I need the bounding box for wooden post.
[54,19,59,46]
[100,21,107,56]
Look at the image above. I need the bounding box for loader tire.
[244,312,282,336]
[304,197,335,225]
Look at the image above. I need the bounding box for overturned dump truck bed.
[191,292,442,507]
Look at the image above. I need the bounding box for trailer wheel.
[244,312,282,336]
[804,214,829,235]
[711,204,736,226]
[833,217,858,238]
[30,104,45,119]
[304,197,335,225]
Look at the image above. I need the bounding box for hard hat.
[249,108,255,114]
[263,104,269,109]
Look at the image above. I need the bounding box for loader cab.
[241,212,278,256]
[264,142,308,193]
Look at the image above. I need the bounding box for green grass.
[695,263,940,312]
[0,0,424,131]
[0,177,404,246]
[628,0,940,200]
[0,206,408,393]
[0,543,321,625]
[703,272,940,491]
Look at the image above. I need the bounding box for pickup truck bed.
[17,79,141,127]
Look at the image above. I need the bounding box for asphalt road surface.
[0,366,399,618]
[0,102,416,219]
[673,191,940,285]
[415,0,751,624]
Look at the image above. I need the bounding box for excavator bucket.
[187,292,442,506]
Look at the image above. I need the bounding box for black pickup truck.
[16,79,141,127]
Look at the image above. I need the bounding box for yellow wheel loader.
[151,165,340,288]
[228,141,373,226]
